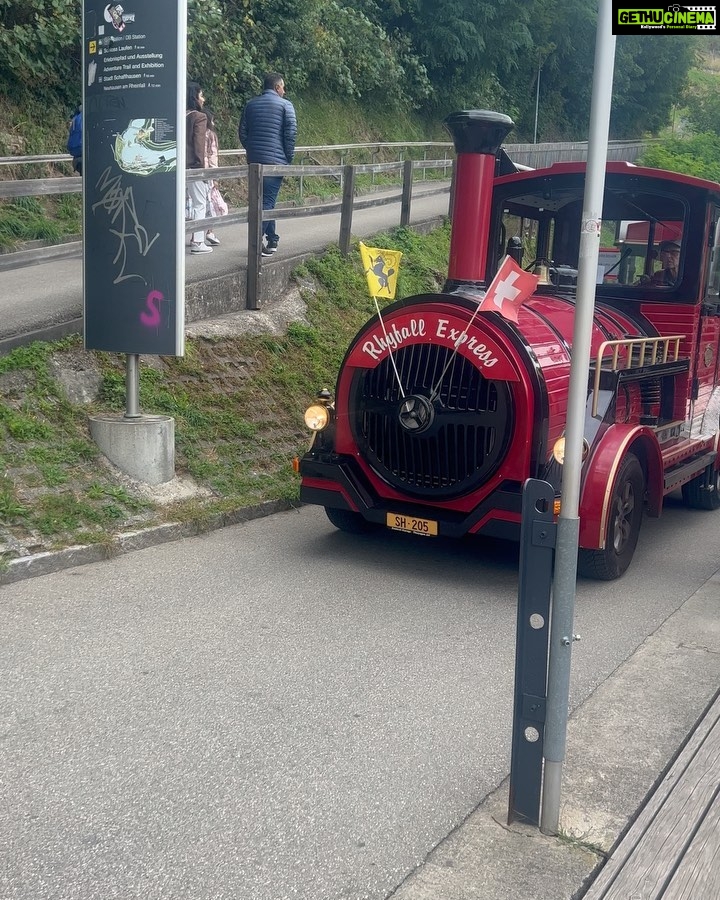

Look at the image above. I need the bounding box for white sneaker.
[205,232,220,246]
[190,241,212,254]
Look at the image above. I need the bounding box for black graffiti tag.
[93,167,160,284]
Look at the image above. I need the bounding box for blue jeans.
[262,176,283,243]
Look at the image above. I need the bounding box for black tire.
[325,506,378,534]
[681,464,720,510]
[578,452,645,581]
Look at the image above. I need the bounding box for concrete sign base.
[89,414,175,485]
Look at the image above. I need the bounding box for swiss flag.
[478,256,539,323]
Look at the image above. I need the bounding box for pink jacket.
[205,128,219,169]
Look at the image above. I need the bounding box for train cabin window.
[706,211,720,302]
[496,175,688,294]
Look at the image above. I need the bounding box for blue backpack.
[67,111,82,157]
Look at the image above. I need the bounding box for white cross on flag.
[478,255,539,323]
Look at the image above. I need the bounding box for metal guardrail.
[0,153,453,309]
[0,141,454,168]
[505,139,652,168]
[0,155,452,273]
[0,138,649,307]
[0,138,651,169]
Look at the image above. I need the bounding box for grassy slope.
[0,224,451,568]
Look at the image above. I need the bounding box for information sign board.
[82,1,186,355]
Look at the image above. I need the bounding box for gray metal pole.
[540,0,616,835]
[124,353,141,419]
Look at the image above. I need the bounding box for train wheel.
[578,452,645,581]
[325,507,378,534]
[682,463,720,510]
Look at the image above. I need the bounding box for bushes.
[638,133,720,183]
[0,0,82,106]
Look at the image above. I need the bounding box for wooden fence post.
[400,159,413,227]
[246,163,263,310]
[339,164,355,257]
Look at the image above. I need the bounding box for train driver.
[650,239,681,285]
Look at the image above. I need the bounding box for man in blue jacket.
[239,73,297,256]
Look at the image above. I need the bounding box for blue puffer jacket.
[239,90,297,165]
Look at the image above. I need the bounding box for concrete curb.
[0,499,298,586]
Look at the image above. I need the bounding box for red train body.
[299,111,720,578]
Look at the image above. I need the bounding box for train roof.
[497,158,720,198]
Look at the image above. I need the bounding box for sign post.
[82,1,186,485]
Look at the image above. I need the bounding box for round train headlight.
[304,403,330,432]
[552,436,589,465]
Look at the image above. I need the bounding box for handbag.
[209,183,228,217]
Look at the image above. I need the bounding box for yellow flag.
[360,242,402,299]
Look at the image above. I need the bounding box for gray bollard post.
[508,478,555,825]
[125,353,141,419]
[400,159,413,227]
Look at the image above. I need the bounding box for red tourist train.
[298,110,720,579]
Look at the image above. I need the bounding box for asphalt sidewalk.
[390,565,720,900]
[0,183,450,353]
[1,506,717,900]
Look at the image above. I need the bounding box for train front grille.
[350,344,514,500]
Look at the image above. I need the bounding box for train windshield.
[494,172,689,294]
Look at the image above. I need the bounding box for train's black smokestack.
[443,110,514,287]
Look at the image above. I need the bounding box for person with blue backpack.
[67,106,82,175]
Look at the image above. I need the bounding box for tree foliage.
[611,35,696,138]
[0,0,81,104]
[682,66,720,135]
[186,0,254,99]
[503,0,597,140]
[0,0,702,141]
[638,133,720,183]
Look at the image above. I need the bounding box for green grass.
[292,95,443,147]
[0,191,81,251]
[0,197,65,250]
[0,474,29,521]
[0,225,451,558]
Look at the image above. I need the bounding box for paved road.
[1,497,718,900]
[0,185,449,350]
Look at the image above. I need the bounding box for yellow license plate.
[386,513,438,536]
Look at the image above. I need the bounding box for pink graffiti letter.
[140,290,165,327]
